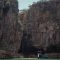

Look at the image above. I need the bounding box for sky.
[18,0,40,10]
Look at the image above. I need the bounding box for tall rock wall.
[19,0,60,49]
[0,0,22,52]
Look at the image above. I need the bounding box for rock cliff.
[19,0,60,49]
[0,0,22,52]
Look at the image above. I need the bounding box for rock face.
[0,0,22,52]
[18,10,28,30]
[19,0,60,49]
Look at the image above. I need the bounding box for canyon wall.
[0,0,22,52]
[19,0,60,49]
